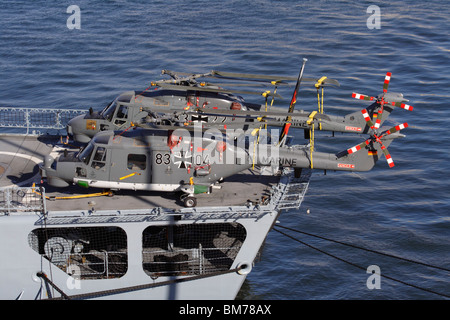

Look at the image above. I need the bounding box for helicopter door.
[109,151,150,187]
[84,146,110,182]
[151,150,176,187]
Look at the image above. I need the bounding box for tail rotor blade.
[361,109,376,129]
[373,106,384,129]
[389,101,414,111]
[383,122,409,136]
[380,143,395,168]
[352,92,376,101]
[346,139,370,154]
[383,72,392,93]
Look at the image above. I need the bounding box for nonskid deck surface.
[0,135,54,188]
[0,135,280,212]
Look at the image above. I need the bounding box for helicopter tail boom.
[331,131,403,171]
[255,128,404,172]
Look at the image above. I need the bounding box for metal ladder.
[272,168,311,210]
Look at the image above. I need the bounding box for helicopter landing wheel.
[183,196,197,208]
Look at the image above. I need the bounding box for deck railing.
[0,107,86,135]
[0,186,45,215]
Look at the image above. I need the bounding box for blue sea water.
[0,0,448,299]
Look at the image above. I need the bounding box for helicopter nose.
[66,123,73,136]
[67,115,92,143]
[67,114,84,128]
[67,115,81,135]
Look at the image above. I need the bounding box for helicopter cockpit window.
[91,147,107,169]
[114,105,128,126]
[100,100,117,121]
[127,154,146,170]
[78,143,94,165]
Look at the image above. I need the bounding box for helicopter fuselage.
[40,128,252,195]
[66,89,250,143]
[40,124,399,208]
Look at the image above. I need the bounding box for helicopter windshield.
[100,99,117,121]
[77,143,95,165]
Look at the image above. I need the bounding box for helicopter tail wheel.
[183,196,197,208]
[351,72,414,129]
[346,122,408,168]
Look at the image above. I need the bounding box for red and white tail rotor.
[346,122,409,168]
[352,72,414,130]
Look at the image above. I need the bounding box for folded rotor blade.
[352,92,376,101]
[379,143,394,168]
[361,109,376,129]
[383,72,392,93]
[373,105,384,129]
[388,101,414,111]
[346,139,371,154]
[211,70,340,87]
[152,82,282,98]
[382,122,409,136]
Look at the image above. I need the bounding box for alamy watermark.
[167,125,282,168]
[366,265,381,290]
[66,264,81,290]
[367,5,381,29]
[66,5,81,30]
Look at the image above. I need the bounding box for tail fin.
[344,102,395,134]
[260,124,406,172]
[336,124,407,171]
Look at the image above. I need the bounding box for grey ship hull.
[0,134,310,300]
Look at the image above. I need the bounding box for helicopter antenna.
[278,58,308,146]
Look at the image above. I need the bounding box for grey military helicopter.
[66,68,285,143]
[40,113,408,207]
[66,64,412,143]
[43,61,413,207]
